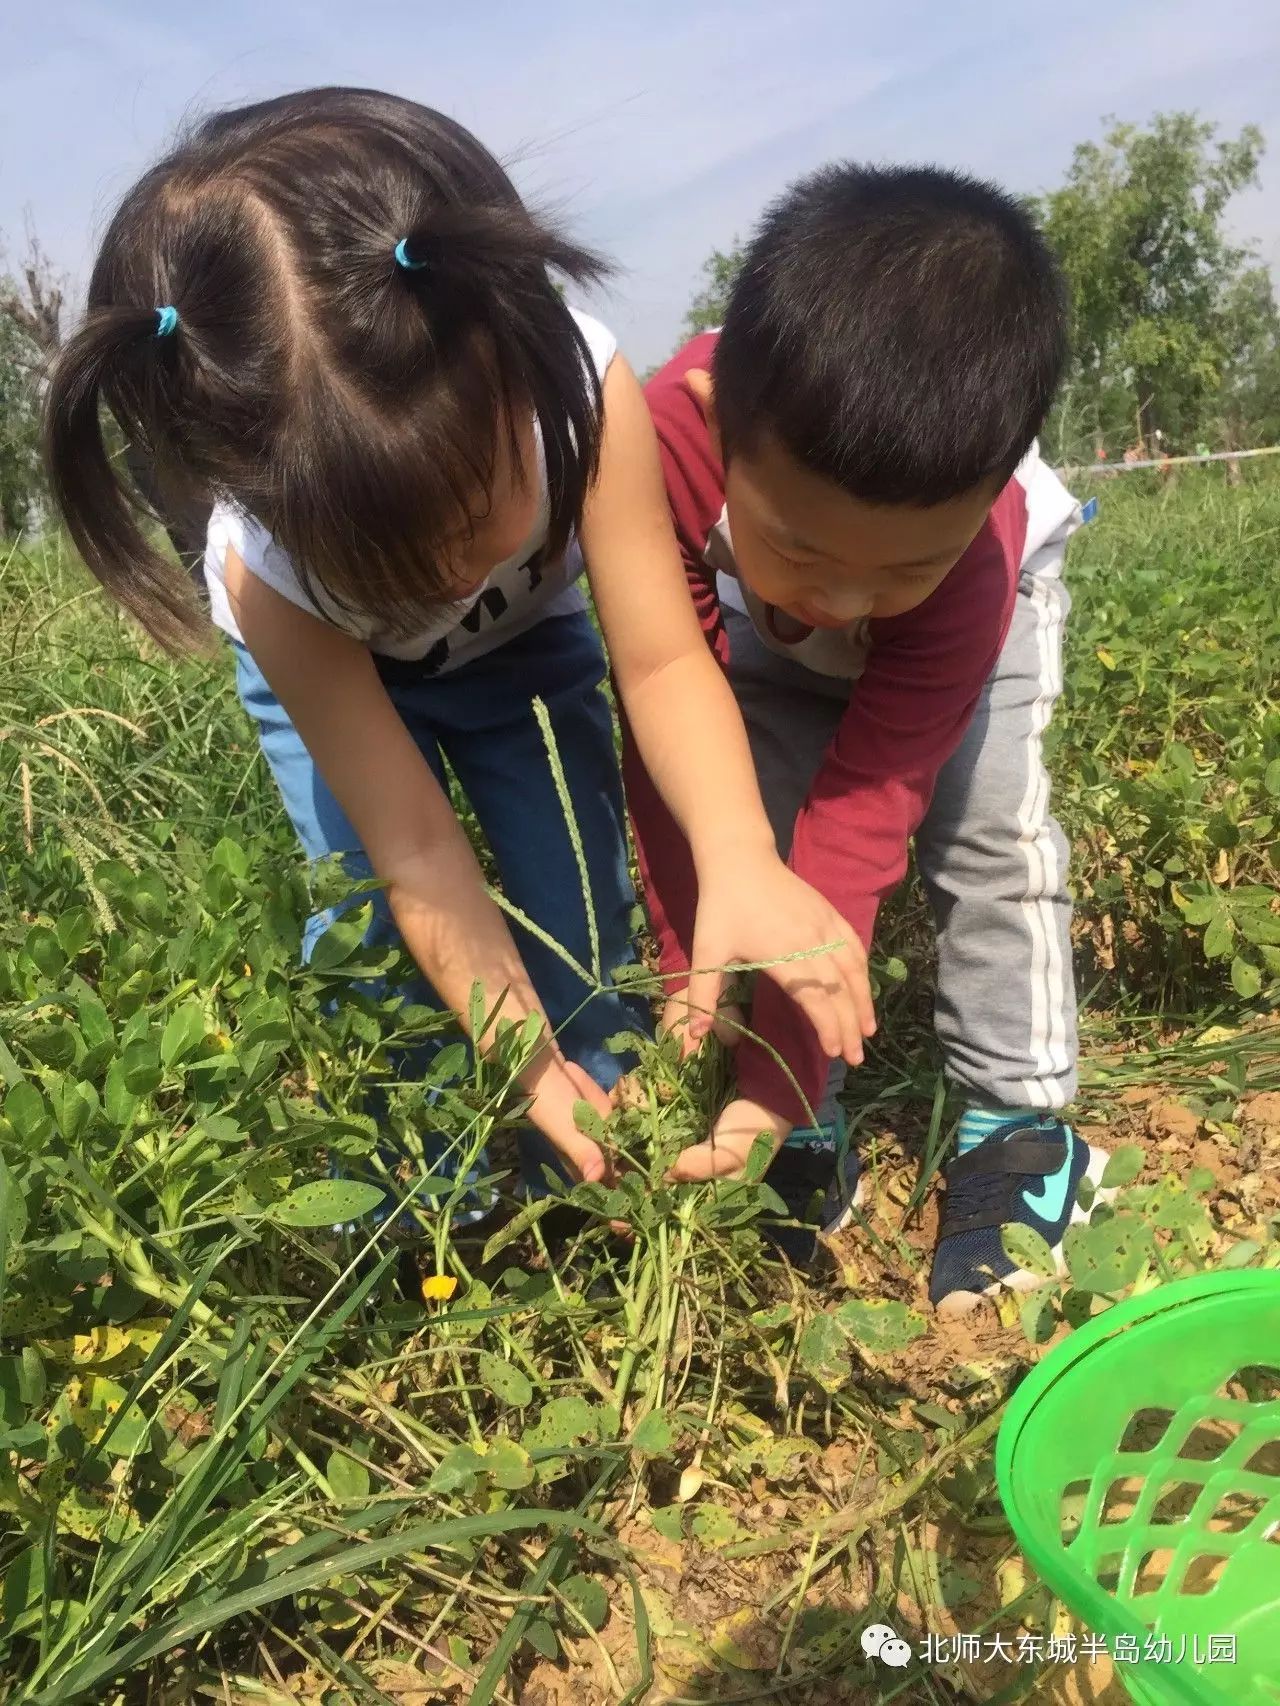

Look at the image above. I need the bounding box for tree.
[0,232,63,535]
[682,242,745,340]
[1037,113,1272,455]
[1214,267,1280,451]
[0,312,42,535]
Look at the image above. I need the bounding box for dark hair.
[713,163,1068,505]
[43,87,611,650]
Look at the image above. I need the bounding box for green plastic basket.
[996,1270,1280,1706]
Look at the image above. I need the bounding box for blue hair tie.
[154,305,179,338]
[394,238,428,272]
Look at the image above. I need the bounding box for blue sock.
[957,1105,1071,1157]
[784,1106,847,1153]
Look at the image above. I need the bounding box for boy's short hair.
[713,163,1068,504]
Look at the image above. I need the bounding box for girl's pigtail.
[393,205,610,294]
[42,307,205,653]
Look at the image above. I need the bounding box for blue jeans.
[234,610,649,1201]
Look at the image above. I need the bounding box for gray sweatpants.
[725,550,1077,1121]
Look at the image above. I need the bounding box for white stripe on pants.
[723,547,1078,1117]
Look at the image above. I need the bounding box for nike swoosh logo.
[1022,1133,1075,1224]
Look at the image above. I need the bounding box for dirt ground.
[509,1067,1280,1705]
[272,1060,1280,1706]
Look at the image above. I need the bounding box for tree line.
[679,112,1280,467]
[3,110,1279,535]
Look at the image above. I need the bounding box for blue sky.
[3,0,1278,369]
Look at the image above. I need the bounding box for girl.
[44,88,875,1192]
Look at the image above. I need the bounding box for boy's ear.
[684,367,722,458]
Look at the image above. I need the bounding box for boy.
[624,164,1108,1311]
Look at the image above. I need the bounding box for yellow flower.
[421,1274,459,1303]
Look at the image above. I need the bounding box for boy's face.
[688,369,997,627]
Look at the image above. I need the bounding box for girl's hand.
[520,1049,616,1184]
[684,855,876,1065]
[667,1096,792,1182]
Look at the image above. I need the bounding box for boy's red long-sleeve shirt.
[623,333,1037,1126]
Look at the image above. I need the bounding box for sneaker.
[929,1116,1111,1311]
[760,1116,865,1266]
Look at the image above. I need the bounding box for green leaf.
[1000,1222,1060,1280]
[834,1297,928,1352]
[742,1133,778,1184]
[46,1075,97,1143]
[571,1181,629,1221]
[480,1195,558,1266]
[0,1153,29,1263]
[691,1503,745,1546]
[210,837,250,878]
[0,1420,47,1453]
[160,1001,206,1070]
[74,993,114,1051]
[482,1438,533,1490]
[118,1039,162,1095]
[1231,956,1263,999]
[560,1573,608,1631]
[1020,1287,1057,1345]
[1238,910,1280,947]
[572,1098,607,1142]
[270,1179,386,1227]
[203,864,237,914]
[1220,1239,1261,1270]
[308,903,373,971]
[447,1634,471,1669]
[750,1303,795,1332]
[55,909,94,959]
[69,1374,150,1455]
[1063,1213,1151,1295]
[630,1411,673,1457]
[129,871,169,930]
[529,1395,598,1449]
[103,1058,140,1128]
[1165,742,1196,778]
[5,1081,51,1146]
[650,1504,684,1542]
[24,924,65,979]
[1203,910,1235,960]
[798,1312,851,1393]
[1099,1144,1145,1189]
[424,1042,468,1086]
[1179,891,1221,926]
[326,1450,371,1502]
[428,1443,485,1495]
[523,1617,559,1660]
[1061,1289,1096,1330]
[756,1436,820,1482]
[1264,758,1280,798]
[1,1544,46,1621]
[477,1352,533,1409]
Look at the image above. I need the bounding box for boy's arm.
[733,488,1027,1130]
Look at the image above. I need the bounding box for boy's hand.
[660,992,746,1057]
[685,858,876,1066]
[667,1096,793,1182]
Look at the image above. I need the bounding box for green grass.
[0,467,1277,1706]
